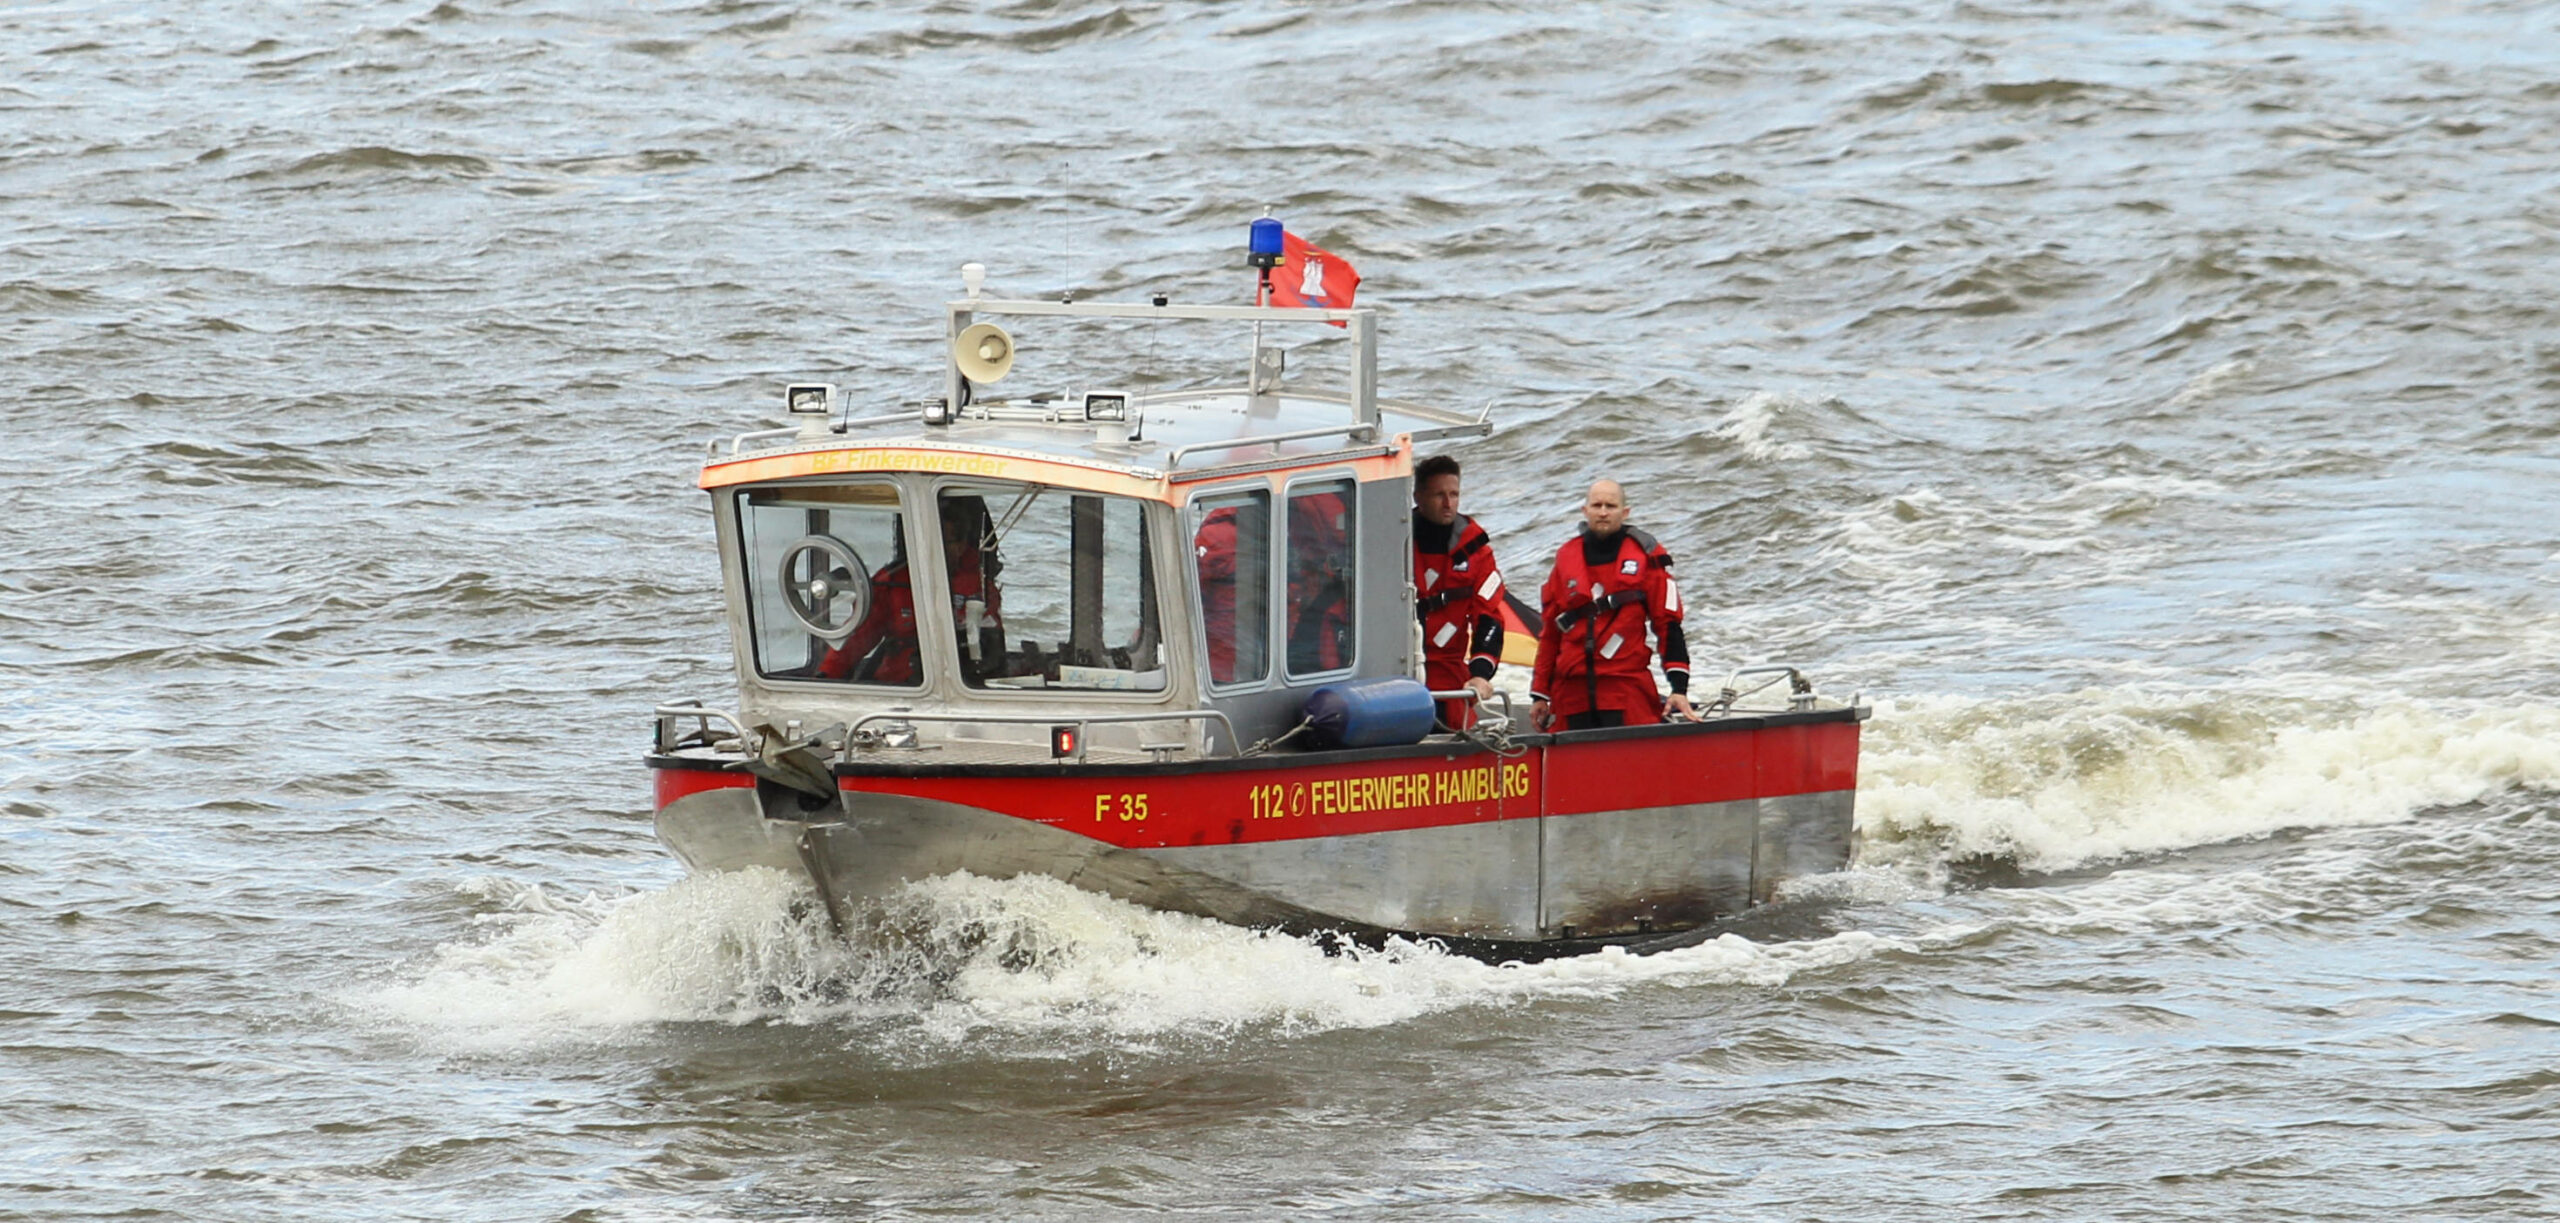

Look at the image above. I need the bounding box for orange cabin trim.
[699,442,1414,498]
[700,446,1172,499]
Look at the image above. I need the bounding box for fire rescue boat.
[647,238,1866,959]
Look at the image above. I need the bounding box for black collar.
[1414,515,1456,554]
[1580,526,1625,565]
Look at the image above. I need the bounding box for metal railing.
[723,426,804,455]
[654,704,752,753]
[947,297,1378,438]
[1428,687,1515,725]
[722,411,923,457]
[657,703,1242,763]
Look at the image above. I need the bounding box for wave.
[1784,472,2224,648]
[346,681,2560,1051]
[245,146,497,183]
[1712,390,1815,462]
[1860,686,2560,874]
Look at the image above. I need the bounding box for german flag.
[1497,589,1541,668]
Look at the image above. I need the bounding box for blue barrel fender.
[1302,678,1438,749]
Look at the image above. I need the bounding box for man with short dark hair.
[1412,454,1504,729]
[1531,479,1694,730]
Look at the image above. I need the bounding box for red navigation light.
[1050,725,1078,758]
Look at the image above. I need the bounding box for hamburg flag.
[1266,231,1360,322]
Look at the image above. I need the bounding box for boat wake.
[353,868,1899,1054]
[1860,685,2560,876]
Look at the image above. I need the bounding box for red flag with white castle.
[1265,231,1360,321]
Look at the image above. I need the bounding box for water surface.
[5,1,2558,1218]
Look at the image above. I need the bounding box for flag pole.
[1247,212,1283,396]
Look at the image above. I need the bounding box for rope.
[1455,716,1529,758]
[1439,701,1530,758]
[1238,718,1314,758]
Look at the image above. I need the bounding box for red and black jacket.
[1413,512,1504,689]
[1530,525,1689,703]
[819,561,921,684]
[815,542,1001,686]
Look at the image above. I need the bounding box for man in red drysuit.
[817,501,1003,686]
[1531,479,1696,730]
[817,530,921,684]
[1411,454,1503,729]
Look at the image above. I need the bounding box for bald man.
[1530,480,1695,730]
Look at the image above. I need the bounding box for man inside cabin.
[817,519,920,684]
[816,499,1004,686]
[1411,454,1503,729]
[938,494,1005,683]
[1530,479,1696,730]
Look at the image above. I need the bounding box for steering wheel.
[777,535,871,642]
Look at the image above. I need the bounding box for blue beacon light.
[1248,217,1284,269]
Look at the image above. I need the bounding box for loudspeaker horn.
[954,322,1016,384]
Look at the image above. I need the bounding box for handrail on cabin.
[1166,423,1380,468]
[723,411,925,457]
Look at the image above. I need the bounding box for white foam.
[1713,391,1814,461]
[882,873,1901,1044]
[2155,357,2254,413]
[355,869,860,1051]
[1858,686,2560,873]
[353,869,1905,1053]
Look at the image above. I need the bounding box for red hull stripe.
[656,765,753,811]
[653,720,1860,851]
[1539,720,1858,816]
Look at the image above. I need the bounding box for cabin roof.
[700,296,1490,501]
[699,388,1472,500]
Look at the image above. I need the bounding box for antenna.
[1059,185,1078,305]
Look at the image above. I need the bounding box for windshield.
[735,482,922,687]
[945,484,1165,693]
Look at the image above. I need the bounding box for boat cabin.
[694,289,1493,763]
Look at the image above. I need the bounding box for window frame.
[731,479,931,690]
[1185,483,1276,694]
[1280,470,1360,683]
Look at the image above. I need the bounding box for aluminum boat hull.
[649,709,1861,957]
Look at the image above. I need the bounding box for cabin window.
[1192,490,1271,686]
[735,482,922,688]
[946,486,1165,692]
[1284,478,1357,677]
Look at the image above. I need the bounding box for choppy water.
[7,1,2559,1218]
